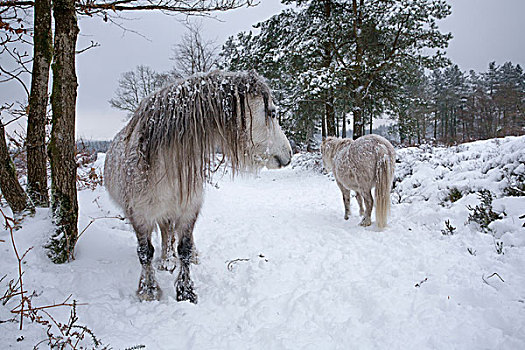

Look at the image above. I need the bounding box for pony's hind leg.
[355,192,364,216]
[175,217,198,303]
[337,181,351,220]
[132,219,162,301]
[359,190,373,227]
[156,220,177,273]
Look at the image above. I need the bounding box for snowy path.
[2,141,525,349]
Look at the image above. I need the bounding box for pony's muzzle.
[275,154,291,168]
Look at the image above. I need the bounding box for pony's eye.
[270,110,277,119]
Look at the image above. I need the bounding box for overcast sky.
[3,0,525,139]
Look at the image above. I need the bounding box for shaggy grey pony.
[104,71,292,303]
[322,135,395,229]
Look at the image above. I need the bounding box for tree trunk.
[27,0,52,207]
[0,123,34,224]
[352,88,365,139]
[321,111,327,139]
[352,106,363,139]
[351,0,365,140]
[433,112,437,140]
[321,0,336,137]
[335,110,339,136]
[341,113,347,138]
[416,117,421,144]
[325,91,336,136]
[47,0,79,264]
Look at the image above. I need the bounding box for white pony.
[321,135,395,229]
[104,71,292,302]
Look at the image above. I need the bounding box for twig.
[77,215,126,241]
[75,40,100,54]
[0,113,24,128]
[1,208,25,329]
[484,273,505,283]
[0,290,27,302]
[11,299,86,314]
[227,258,250,271]
[415,277,428,288]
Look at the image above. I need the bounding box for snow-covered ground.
[1,136,524,349]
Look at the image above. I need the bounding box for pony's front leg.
[175,219,198,303]
[133,222,162,301]
[359,190,373,227]
[337,181,351,220]
[156,220,177,273]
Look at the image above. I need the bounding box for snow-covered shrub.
[290,151,324,173]
[503,168,525,197]
[467,190,505,233]
[77,167,104,191]
[441,219,457,235]
[444,187,463,203]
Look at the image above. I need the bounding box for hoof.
[137,283,162,301]
[176,280,198,304]
[191,250,200,265]
[359,218,372,227]
[155,256,177,273]
[344,215,349,220]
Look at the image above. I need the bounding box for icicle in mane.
[104,70,292,303]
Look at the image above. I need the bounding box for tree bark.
[341,113,347,138]
[351,0,365,140]
[325,90,336,136]
[27,0,52,207]
[0,123,35,223]
[322,0,336,137]
[369,112,373,134]
[47,0,79,263]
[352,89,364,139]
[321,111,327,139]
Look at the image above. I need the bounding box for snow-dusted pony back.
[322,135,395,229]
[104,70,292,303]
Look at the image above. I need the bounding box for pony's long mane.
[126,70,272,197]
[322,137,353,170]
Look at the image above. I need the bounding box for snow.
[1,136,525,349]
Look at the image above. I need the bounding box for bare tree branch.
[75,39,100,54]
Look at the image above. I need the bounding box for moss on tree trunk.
[46,0,79,263]
[27,0,53,207]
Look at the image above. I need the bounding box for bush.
[441,219,457,235]
[503,170,525,197]
[444,187,463,203]
[467,190,505,233]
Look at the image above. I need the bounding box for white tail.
[375,155,394,229]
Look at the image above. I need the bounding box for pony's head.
[246,93,292,169]
[134,70,292,188]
